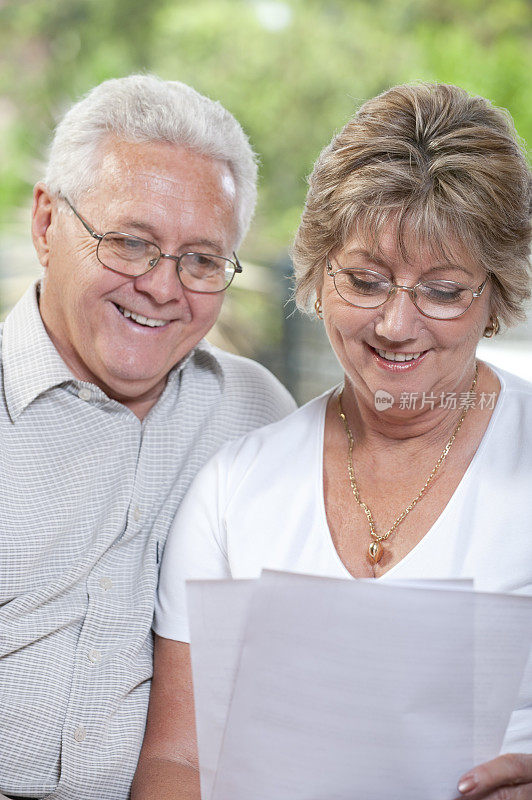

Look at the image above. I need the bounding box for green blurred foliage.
[1,0,531,262]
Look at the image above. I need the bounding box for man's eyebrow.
[112,219,224,252]
[108,218,160,239]
[181,239,224,254]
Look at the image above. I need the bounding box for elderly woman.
[132,83,532,799]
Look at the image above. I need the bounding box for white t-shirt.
[154,364,532,753]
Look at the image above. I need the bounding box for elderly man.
[0,74,295,800]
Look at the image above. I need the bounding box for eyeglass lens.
[333,269,475,320]
[97,233,235,292]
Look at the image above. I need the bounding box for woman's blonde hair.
[292,83,531,327]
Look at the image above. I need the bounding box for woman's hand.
[456,753,532,799]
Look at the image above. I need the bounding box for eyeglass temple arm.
[233,252,243,274]
[63,197,103,242]
[473,277,489,297]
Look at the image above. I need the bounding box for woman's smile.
[368,344,429,370]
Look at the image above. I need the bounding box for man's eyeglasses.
[326,259,488,321]
[63,198,242,294]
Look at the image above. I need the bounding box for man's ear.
[31,183,57,268]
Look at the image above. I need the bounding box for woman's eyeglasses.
[326,259,487,321]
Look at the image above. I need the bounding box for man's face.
[34,139,238,417]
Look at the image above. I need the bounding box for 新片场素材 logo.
[374,390,394,411]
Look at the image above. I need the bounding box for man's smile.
[115,303,171,328]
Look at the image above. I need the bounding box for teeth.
[118,306,168,328]
[376,349,422,362]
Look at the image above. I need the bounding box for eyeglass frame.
[61,197,242,293]
[325,258,488,321]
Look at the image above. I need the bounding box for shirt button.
[74,726,86,742]
[133,506,141,522]
[88,649,102,663]
[99,576,113,591]
[78,387,92,402]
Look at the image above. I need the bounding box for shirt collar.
[3,281,75,421]
[2,280,224,421]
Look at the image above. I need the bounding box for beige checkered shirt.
[0,282,295,800]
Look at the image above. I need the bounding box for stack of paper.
[186,571,532,800]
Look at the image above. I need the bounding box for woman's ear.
[31,183,56,268]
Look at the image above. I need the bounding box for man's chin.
[94,368,169,406]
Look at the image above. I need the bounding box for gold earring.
[484,316,500,338]
[314,298,323,319]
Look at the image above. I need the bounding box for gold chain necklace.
[337,365,478,565]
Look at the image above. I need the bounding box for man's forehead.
[74,136,238,245]
[95,137,236,196]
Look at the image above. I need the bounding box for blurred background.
[1,0,531,403]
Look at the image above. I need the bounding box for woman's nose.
[373,287,423,341]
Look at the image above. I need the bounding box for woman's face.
[321,227,492,417]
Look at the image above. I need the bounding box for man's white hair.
[45,73,258,247]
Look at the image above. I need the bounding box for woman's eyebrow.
[342,248,476,279]
[340,249,389,269]
[424,263,475,279]
[342,248,383,261]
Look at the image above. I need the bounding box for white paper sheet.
[187,572,532,800]
[188,579,255,800]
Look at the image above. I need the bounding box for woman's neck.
[337,361,499,452]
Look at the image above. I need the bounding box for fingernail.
[457,775,477,794]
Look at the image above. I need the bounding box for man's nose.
[373,286,423,341]
[132,255,185,304]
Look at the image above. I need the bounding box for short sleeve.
[154,449,232,642]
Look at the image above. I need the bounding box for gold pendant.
[368,541,383,563]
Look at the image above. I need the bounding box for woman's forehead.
[338,220,476,271]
